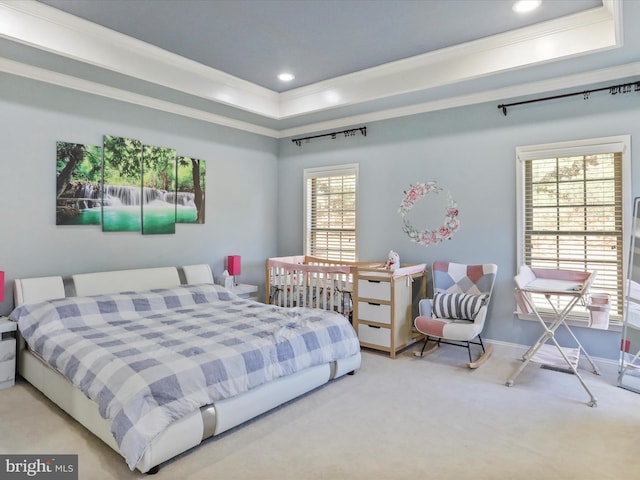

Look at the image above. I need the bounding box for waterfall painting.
[102,135,144,232]
[56,141,103,225]
[141,144,177,234]
[56,135,206,234]
[177,156,206,224]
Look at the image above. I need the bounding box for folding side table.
[507,266,600,407]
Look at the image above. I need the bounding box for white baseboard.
[485,338,620,368]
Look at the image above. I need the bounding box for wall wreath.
[398,182,459,247]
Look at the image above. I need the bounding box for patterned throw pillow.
[432,292,488,320]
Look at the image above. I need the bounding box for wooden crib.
[266,256,357,318]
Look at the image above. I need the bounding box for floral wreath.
[398,182,459,247]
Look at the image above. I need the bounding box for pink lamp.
[227,256,241,285]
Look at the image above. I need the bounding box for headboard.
[13,264,214,306]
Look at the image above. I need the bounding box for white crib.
[266,256,357,318]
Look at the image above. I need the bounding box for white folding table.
[507,266,600,407]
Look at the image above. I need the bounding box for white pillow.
[432,293,488,320]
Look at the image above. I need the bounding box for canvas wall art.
[102,135,143,232]
[177,156,206,224]
[142,144,177,235]
[56,141,103,226]
[55,136,206,234]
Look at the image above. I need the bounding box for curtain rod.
[292,126,367,147]
[497,81,640,116]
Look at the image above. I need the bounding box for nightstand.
[229,283,258,299]
[0,317,17,390]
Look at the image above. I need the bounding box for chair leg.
[478,335,486,353]
[414,333,493,368]
[420,337,429,356]
[413,336,439,357]
[466,335,488,363]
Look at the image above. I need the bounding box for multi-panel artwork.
[56,136,206,234]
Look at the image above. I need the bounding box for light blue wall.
[2,69,638,360]
[0,74,279,314]
[278,90,640,360]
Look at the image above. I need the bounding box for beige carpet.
[1,343,640,480]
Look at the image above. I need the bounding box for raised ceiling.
[0,0,636,138]
[37,0,602,92]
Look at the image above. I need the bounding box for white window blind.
[304,164,358,262]
[516,136,631,322]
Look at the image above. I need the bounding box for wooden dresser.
[353,264,426,358]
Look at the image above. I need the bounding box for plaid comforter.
[9,284,360,469]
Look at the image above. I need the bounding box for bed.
[9,264,361,473]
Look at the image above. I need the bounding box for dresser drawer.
[357,279,390,301]
[358,324,391,348]
[357,301,391,325]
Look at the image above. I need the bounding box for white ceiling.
[0,0,637,138]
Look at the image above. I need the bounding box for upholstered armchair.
[413,262,498,368]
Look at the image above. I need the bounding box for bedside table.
[0,317,17,390]
[229,283,258,299]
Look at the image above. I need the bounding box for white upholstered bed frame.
[13,264,361,474]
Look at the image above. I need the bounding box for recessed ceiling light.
[513,0,541,13]
[278,73,295,82]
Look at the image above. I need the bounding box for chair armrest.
[473,305,488,326]
[418,299,433,317]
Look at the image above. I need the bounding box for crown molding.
[276,61,640,139]
[0,57,279,138]
[5,49,638,140]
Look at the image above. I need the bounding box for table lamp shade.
[0,271,4,302]
[228,256,241,276]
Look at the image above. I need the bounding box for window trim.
[515,135,632,329]
[303,163,359,261]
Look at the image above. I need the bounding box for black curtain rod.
[292,126,367,146]
[498,81,640,116]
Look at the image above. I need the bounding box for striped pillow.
[432,293,488,320]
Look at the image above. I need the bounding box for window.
[516,136,631,323]
[304,164,358,262]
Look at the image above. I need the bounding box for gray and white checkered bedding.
[9,284,360,469]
